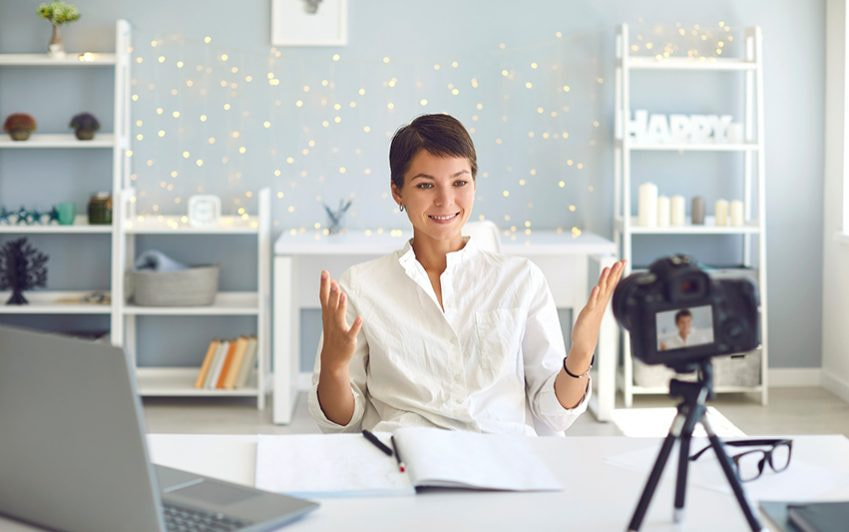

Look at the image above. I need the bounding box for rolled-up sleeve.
[307,271,370,433]
[522,262,591,433]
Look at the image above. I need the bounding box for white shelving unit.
[0,21,130,332]
[614,24,768,407]
[116,188,272,409]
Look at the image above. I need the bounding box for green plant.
[3,113,37,134]
[70,112,99,131]
[37,2,80,25]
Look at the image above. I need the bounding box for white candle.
[638,183,658,227]
[730,200,744,226]
[671,195,686,226]
[715,199,730,226]
[657,196,671,227]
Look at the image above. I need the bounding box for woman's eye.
[416,183,433,190]
[454,180,468,187]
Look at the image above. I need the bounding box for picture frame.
[271,0,348,46]
[187,195,221,227]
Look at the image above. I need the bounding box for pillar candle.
[691,196,705,225]
[730,200,744,226]
[715,199,730,226]
[671,195,686,226]
[657,195,671,227]
[638,182,658,227]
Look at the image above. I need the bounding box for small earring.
[399,204,405,212]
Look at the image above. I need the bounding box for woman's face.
[392,149,476,242]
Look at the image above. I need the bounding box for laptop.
[0,325,319,531]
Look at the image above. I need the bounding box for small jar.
[88,192,112,225]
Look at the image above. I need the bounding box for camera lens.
[612,272,643,331]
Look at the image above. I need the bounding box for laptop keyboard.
[163,502,250,531]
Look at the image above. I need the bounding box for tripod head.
[668,359,715,403]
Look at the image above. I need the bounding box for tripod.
[627,360,763,531]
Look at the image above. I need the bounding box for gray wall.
[0,0,824,369]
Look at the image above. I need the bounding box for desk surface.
[146,434,849,532]
[274,229,615,256]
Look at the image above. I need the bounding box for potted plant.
[37,2,80,57]
[70,112,100,140]
[3,113,37,141]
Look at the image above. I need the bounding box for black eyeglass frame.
[690,438,793,482]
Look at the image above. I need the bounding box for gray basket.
[632,350,761,389]
[128,265,219,306]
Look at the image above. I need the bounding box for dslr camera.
[612,255,760,371]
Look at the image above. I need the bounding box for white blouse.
[308,236,591,436]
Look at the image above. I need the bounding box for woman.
[308,114,624,435]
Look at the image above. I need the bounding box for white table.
[273,229,618,424]
[143,433,849,531]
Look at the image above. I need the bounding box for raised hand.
[318,270,363,373]
[570,260,626,362]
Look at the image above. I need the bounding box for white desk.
[143,433,849,531]
[273,229,618,425]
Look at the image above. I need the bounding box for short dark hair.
[675,309,693,324]
[389,114,477,189]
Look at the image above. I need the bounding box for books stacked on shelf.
[193,335,258,390]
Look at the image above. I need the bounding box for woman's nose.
[434,187,451,206]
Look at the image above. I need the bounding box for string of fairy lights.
[127,20,740,239]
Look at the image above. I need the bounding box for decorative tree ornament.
[0,238,49,305]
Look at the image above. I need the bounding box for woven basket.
[128,265,219,306]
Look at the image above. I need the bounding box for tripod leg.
[702,417,764,532]
[674,423,693,523]
[627,415,682,532]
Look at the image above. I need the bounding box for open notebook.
[255,427,562,498]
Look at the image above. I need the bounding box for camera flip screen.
[656,305,715,352]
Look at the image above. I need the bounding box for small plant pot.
[9,129,31,141]
[74,128,95,140]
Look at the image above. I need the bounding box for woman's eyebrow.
[410,170,470,181]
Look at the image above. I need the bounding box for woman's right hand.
[319,270,363,373]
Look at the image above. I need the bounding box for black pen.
[362,429,393,457]
[390,435,406,473]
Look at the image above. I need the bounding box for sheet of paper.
[395,427,562,492]
[255,434,415,498]
[604,440,849,502]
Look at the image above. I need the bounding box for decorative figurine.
[324,198,352,235]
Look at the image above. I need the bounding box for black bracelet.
[563,355,594,379]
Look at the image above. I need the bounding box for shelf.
[622,140,759,152]
[135,367,270,397]
[616,216,761,234]
[0,53,116,66]
[627,56,758,71]
[0,291,110,314]
[0,215,112,234]
[616,369,763,395]
[122,292,260,315]
[124,215,260,234]
[0,134,115,148]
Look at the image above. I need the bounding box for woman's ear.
[391,182,403,204]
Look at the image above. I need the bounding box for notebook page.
[255,434,415,498]
[395,427,562,492]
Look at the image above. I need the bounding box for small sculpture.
[0,238,49,305]
[69,112,100,140]
[3,113,37,141]
[323,199,352,235]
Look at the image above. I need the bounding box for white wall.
[822,0,849,401]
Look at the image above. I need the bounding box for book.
[235,336,258,388]
[222,336,249,390]
[255,427,561,498]
[215,340,240,389]
[193,338,220,389]
[205,340,229,389]
[788,501,849,532]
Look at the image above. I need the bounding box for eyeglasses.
[689,438,793,482]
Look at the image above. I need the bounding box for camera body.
[612,255,760,371]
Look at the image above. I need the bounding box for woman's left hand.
[569,259,626,363]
